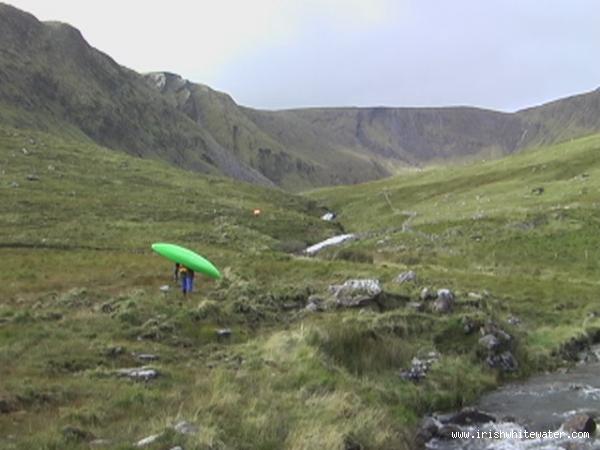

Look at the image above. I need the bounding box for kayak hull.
[152,243,221,279]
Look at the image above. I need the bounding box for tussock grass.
[3,126,600,448]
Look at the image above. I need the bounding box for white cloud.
[9,0,397,78]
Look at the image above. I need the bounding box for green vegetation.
[1,5,600,449]
[311,133,600,362]
[3,123,600,449]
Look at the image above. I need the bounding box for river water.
[428,350,600,449]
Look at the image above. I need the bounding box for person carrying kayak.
[179,265,195,297]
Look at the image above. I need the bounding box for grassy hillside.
[3,123,600,449]
[0,125,480,450]
[310,133,600,352]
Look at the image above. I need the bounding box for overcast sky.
[8,0,600,111]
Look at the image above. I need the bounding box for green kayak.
[152,243,221,279]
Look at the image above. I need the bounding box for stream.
[428,347,600,449]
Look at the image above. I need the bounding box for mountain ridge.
[1,3,600,190]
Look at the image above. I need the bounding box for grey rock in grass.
[305,301,320,312]
[433,297,453,313]
[480,322,512,343]
[10,181,19,188]
[116,367,159,381]
[306,294,324,312]
[507,315,521,326]
[26,174,40,181]
[173,420,199,435]
[135,433,162,447]
[216,328,232,339]
[437,289,455,303]
[159,285,170,292]
[479,334,501,351]
[105,346,125,358]
[330,279,382,308]
[395,270,416,284]
[400,352,440,382]
[486,351,518,372]
[532,186,545,195]
[467,292,483,300]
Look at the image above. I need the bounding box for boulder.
[480,322,512,343]
[437,289,455,303]
[330,279,382,308]
[395,271,417,284]
[135,433,162,447]
[507,315,521,326]
[105,346,125,358]
[437,424,462,439]
[433,298,452,313]
[216,328,232,338]
[562,414,596,434]
[486,351,518,372]
[135,354,159,362]
[305,301,322,312]
[446,408,496,426]
[400,353,440,383]
[415,417,441,446]
[479,334,501,352]
[173,420,199,435]
[116,367,159,381]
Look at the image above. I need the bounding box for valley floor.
[2,127,600,449]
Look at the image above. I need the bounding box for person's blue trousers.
[182,276,194,293]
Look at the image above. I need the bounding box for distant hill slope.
[517,88,600,146]
[1,3,599,190]
[0,3,271,186]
